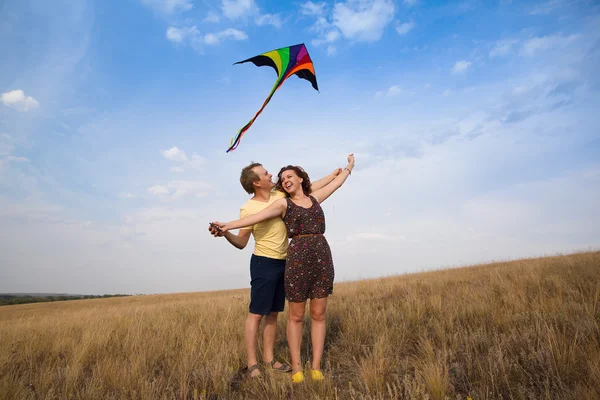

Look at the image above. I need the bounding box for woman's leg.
[287,301,306,373]
[309,296,328,371]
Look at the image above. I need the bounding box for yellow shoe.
[291,371,305,383]
[311,370,324,381]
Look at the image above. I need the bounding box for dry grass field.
[1,251,599,399]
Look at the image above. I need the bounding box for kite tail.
[226,78,284,153]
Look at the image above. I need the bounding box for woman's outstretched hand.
[347,153,355,166]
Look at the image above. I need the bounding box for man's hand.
[210,221,230,234]
[208,223,225,237]
[209,221,250,249]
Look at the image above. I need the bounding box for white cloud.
[255,13,283,28]
[7,156,30,163]
[204,28,248,45]
[451,60,472,74]
[140,0,193,15]
[332,0,395,42]
[307,0,396,47]
[1,90,40,111]
[220,0,281,28]
[529,0,578,15]
[166,26,186,42]
[161,146,207,170]
[520,34,580,57]
[512,86,530,95]
[166,26,247,49]
[170,181,211,199]
[165,25,203,50]
[312,29,340,46]
[311,16,332,33]
[162,146,188,161]
[301,1,327,16]
[396,20,415,35]
[119,193,136,199]
[303,4,341,49]
[387,85,402,96]
[188,154,207,168]
[167,26,188,43]
[148,185,169,196]
[489,39,518,57]
[222,0,257,19]
[147,180,212,200]
[376,85,402,97]
[202,33,219,45]
[204,12,221,23]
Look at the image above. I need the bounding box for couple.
[209,154,355,383]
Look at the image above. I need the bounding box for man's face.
[252,165,274,191]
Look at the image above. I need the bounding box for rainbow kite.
[226,43,319,152]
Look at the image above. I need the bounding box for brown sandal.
[264,359,292,373]
[246,364,261,378]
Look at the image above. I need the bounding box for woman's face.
[280,169,303,194]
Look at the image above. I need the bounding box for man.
[209,162,340,378]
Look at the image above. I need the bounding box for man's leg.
[262,311,278,364]
[263,258,288,369]
[245,312,263,377]
[247,254,269,377]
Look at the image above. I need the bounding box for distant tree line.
[0,294,131,306]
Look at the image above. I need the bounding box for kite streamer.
[226,43,319,152]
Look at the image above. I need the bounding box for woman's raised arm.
[311,154,355,204]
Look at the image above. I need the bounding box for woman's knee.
[288,306,305,323]
[310,307,326,322]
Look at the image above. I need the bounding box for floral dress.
[283,195,334,302]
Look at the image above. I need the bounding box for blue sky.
[1,0,599,294]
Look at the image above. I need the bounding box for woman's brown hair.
[275,165,311,196]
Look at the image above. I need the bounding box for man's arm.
[208,224,252,249]
[224,229,252,249]
[310,168,342,192]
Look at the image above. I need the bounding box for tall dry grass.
[1,251,599,399]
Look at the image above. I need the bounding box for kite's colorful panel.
[226,43,319,152]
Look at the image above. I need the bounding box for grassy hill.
[1,251,598,399]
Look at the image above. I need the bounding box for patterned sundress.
[283,195,334,302]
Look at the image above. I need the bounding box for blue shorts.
[249,254,286,316]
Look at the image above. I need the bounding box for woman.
[212,154,355,383]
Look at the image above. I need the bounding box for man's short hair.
[240,162,262,194]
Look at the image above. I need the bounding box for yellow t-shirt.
[240,190,288,260]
